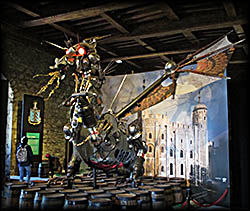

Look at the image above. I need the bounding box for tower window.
[162,134,164,139]
[161,146,164,153]
[170,149,173,157]
[170,163,173,175]
[190,165,193,176]
[190,150,193,158]
[180,150,184,158]
[181,164,184,175]
[161,166,164,172]
[149,146,152,153]
[149,133,152,139]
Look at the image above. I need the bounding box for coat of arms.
[28,101,41,125]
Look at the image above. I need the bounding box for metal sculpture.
[35,37,147,181]
[34,32,243,182]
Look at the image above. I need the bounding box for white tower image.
[143,94,209,185]
[192,95,209,185]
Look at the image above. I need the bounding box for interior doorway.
[0,74,14,185]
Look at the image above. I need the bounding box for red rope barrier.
[180,200,187,209]
[191,188,229,208]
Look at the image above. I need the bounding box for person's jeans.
[19,165,31,183]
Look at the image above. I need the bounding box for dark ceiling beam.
[223,1,248,55]
[9,2,140,71]
[98,13,143,69]
[101,12,170,64]
[99,15,247,44]
[100,13,129,34]
[156,2,200,47]
[223,2,246,39]
[125,9,162,21]
[99,45,141,70]
[102,44,249,64]
[7,2,78,38]
[157,2,179,20]
[133,38,156,52]
[74,17,104,26]
[182,30,200,47]
[121,4,153,15]
[21,2,144,28]
[7,2,40,18]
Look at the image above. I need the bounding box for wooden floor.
[10,175,49,182]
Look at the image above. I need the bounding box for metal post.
[186,180,191,209]
[93,167,96,188]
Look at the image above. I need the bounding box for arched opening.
[180,150,184,158]
[190,150,193,158]
[170,149,173,157]
[170,163,173,175]
[161,145,164,153]
[1,74,14,182]
[190,164,193,176]
[148,144,154,154]
[181,164,184,175]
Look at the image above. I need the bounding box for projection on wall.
[102,69,230,206]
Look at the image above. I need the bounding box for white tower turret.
[192,94,208,185]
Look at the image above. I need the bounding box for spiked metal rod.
[177,30,234,67]
[109,74,127,111]
[114,71,171,119]
[177,38,244,71]
[44,40,67,50]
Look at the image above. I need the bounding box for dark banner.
[21,94,44,174]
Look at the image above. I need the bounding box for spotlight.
[115,60,122,64]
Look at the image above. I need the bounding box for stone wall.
[2,24,74,175]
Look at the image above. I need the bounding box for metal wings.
[121,83,176,118]
[115,33,241,119]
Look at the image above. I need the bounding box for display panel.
[26,132,40,155]
[102,69,230,207]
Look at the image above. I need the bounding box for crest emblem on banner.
[28,101,41,125]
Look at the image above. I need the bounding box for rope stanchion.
[180,200,187,209]
[191,187,229,208]
[180,179,190,210]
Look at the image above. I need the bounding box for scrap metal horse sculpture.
[35,37,147,180]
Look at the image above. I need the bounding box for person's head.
[21,136,28,145]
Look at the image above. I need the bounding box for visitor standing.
[16,136,33,183]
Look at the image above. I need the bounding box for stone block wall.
[2,24,74,175]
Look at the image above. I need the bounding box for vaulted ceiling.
[1,1,248,80]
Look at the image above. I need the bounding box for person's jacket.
[16,143,33,166]
[48,156,61,171]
